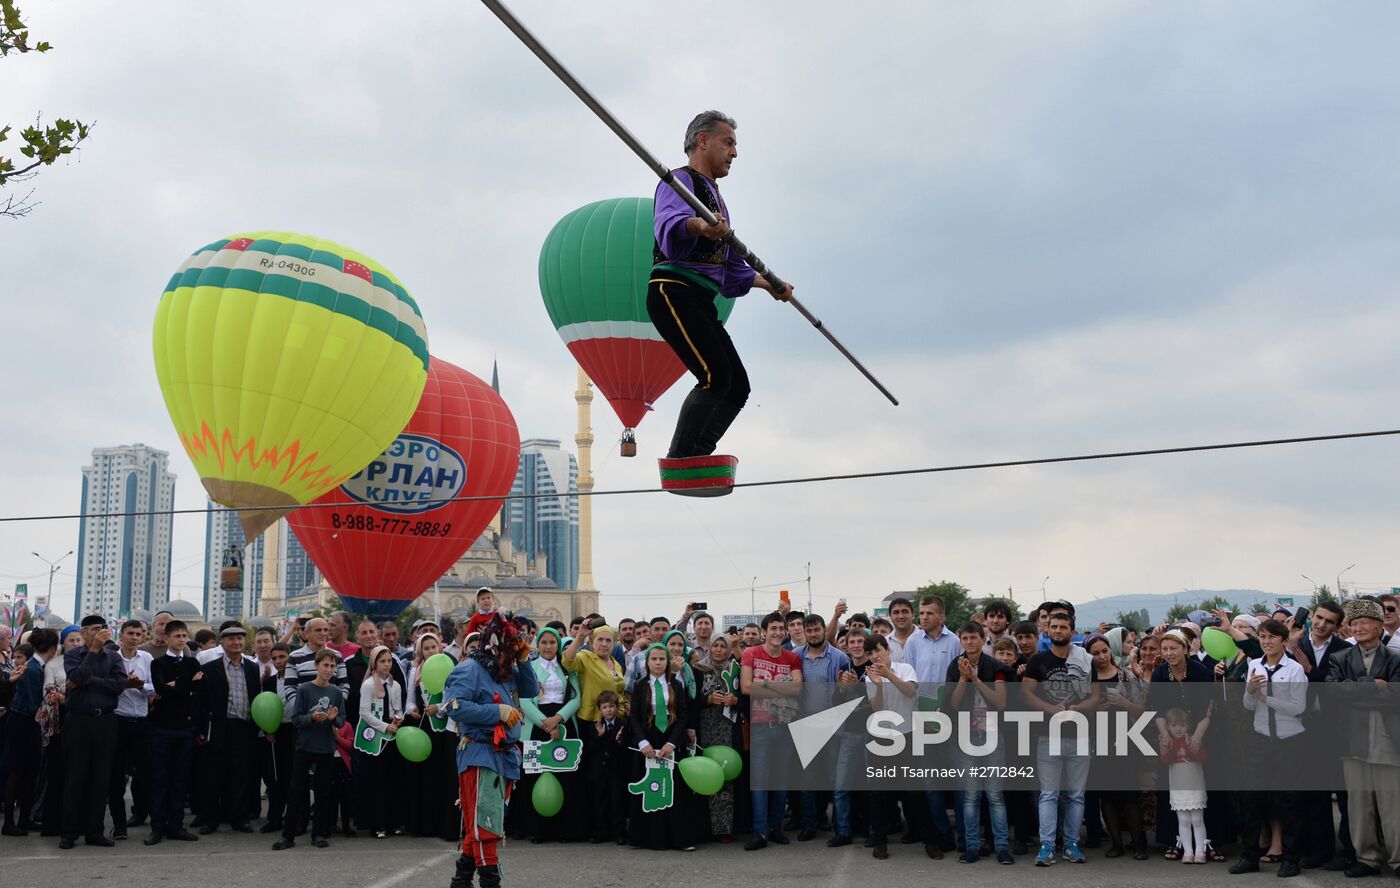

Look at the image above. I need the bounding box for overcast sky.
[5,0,1400,623]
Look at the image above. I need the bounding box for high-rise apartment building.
[75,444,176,618]
[506,438,579,591]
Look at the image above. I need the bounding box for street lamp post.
[1337,564,1357,598]
[33,549,74,625]
[1041,576,1050,598]
[1301,574,1317,594]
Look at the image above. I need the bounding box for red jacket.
[1161,736,1207,765]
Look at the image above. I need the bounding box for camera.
[691,602,708,613]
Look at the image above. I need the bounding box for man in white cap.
[195,624,260,834]
[1325,598,1400,878]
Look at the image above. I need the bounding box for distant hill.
[1069,589,1288,628]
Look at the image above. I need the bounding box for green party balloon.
[251,691,284,734]
[702,744,742,782]
[420,653,454,695]
[532,771,564,817]
[396,725,432,763]
[678,755,725,796]
[1201,627,1239,662]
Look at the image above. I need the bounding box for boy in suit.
[145,620,201,844]
[584,690,629,844]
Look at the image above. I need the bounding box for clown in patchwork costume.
[443,613,539,888]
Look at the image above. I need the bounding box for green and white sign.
[353,721,394,756]
[523,724,583,773]
[627,758,675,812]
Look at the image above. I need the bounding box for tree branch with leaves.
[1,0,92,218]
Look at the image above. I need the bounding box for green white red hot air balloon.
[538,197,736,455]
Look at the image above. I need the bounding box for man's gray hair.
[684,110,737,154]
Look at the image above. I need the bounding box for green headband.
[643,642,670,666]
[662,629,689,652]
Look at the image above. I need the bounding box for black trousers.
[2,714,41,827]
[1006,789,1037,845]
[204,719,255,826]
[260,727,294,826]
[870,790,934,842]
[647,277,749,407]
[107,715,149,828]
[39,730,66,836]
[646,277,748,457]
[585,763,628,842]
[147,726,194,836]
[62,709,117,840]
[283,750,335,840]
[1299,790,1341,861]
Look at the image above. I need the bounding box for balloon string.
[3,426,1397,523]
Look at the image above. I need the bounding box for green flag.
[627,759,675,813]
[721,660,741,722]
[721,660,741,695]
[353,721,393,756]
[427,691,450,732]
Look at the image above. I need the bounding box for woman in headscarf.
[1085,632,1148,860]
[562,622,627,726]
[518,626,587,843]
[36,625,81,837]
[627,643,697,851]
[1104,627,1134,673]
[662,629,701,747]
[402,632,459,840]
[662,629,707,845]
[354,645,403,839]
[1148,628,1219,861]
[443,612,537,888]
[697,634,743,841]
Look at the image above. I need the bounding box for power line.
[2,426,1396,525]
[598,578,806,600]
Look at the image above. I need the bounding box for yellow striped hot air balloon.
[153,231,429,540]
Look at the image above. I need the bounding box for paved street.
[2,828,1371,887]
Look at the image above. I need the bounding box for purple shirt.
[653,169,758,298]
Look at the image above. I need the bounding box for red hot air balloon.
[288,356,520,616]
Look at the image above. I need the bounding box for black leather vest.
[652,167,728,268]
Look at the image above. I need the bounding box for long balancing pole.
[479,0,899,407]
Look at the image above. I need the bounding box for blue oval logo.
[340,433,467,514]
